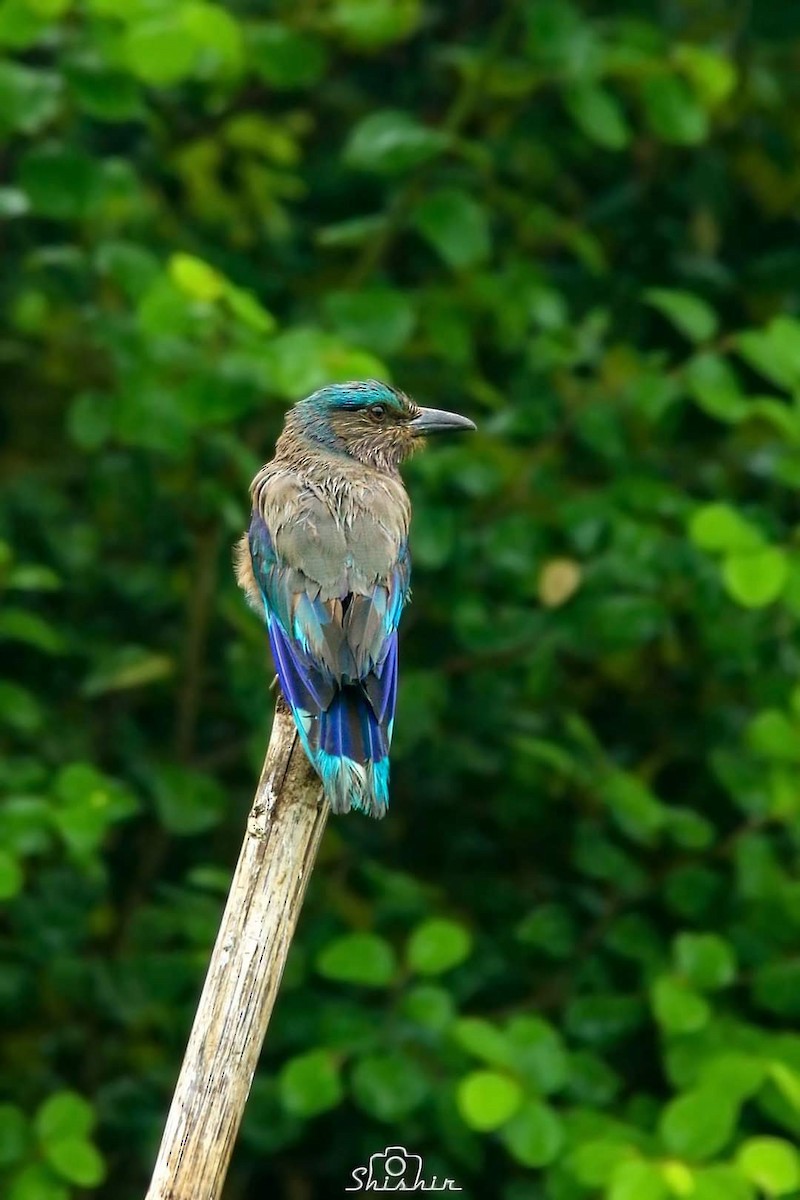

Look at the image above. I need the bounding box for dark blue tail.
[316,686,390,818]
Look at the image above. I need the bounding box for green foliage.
[737,1138,800,1196]
[343,110,449,175]
[350,1053,429,1122]
[406,917,472,975]
[502,1100,565,1168]
[3,1,800,1197]
[316,932,397,986]
[674,933,737,991]
[279,1051,343,1118]
[411,189,492,270]
[457,1070,523,1131]
[0,1094,105,1197]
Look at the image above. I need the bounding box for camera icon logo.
[346,1143,461,1191]
[367,1145,423,1190]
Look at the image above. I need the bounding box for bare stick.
[146,698,327,1200]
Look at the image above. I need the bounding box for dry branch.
[146,698,327,1200]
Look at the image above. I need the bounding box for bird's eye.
[369,404,387,421]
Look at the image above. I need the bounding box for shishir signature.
[346,1146,462,1192]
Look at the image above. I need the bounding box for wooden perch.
[146,698,327,1200]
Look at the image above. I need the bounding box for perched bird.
[235,379,475,818]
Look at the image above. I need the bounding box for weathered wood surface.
[146,698,327,1200]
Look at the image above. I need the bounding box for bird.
[235,379,476,818]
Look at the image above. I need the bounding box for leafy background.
[3,0,800,1197]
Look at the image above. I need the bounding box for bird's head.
[283,380,476,472]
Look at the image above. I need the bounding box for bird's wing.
[252,477,351,676]
[344,539,409,677]
[248,508,337,753]
[356,543,409,738]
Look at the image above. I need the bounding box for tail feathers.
[315,687,390,818]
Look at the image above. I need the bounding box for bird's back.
[253,449,411,600]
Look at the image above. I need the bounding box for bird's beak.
[409,407,477,436]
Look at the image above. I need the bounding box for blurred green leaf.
[137,277,195,339]
[124,17,199,85]
[35,1092,94,1142]
[675,45,737,108]
[182,3,243,75]
[506,1016,568,1094]
[691,1166,755,1200]
[317,933,397,987]
[249,23,327,87]
[279,1050,343,1117]
[501,1100,565,1167]
[344,110,448,175]
[407,918,472,976]
[351,1053,429,1121]
[0,0,46,49]
[411,188,491,269]
[316,213,388,248]
[666,808,715,850]
[609,1159,669,1200]
[523,0,595,73]
[674,933,736,990]
[95,239,160,297]
[699,1055,765,1103]
[645,289,718,342]
[452,1018,513,1068]
[400,984,455,1032]
[331,0,421,48]
[0,610,66,654]
[685,353,749,422]
[688,504,763,554]
[516,903,576,958]
[769,1062,800,1117]
[600,770,665,845]
[564,83,631,149]
[569,1139,635,1187]
[7,1164,69,1200]
[224,285,276,334]
[168,253,225,302]
[456,1070,523,1131]
[651,975,710,1033]
[0,62,60,134]
[82,647,174,696]
[736,1138,800,1196]
[737,317,800,391]
[44,1138,105,1187]
[659,1088,738,1160]
[6,564,61,591]
[642,75,709,144]
[722,547,789,608]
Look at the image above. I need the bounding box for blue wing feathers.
[266,619,334,715]
[249,509,408,817]
[363,633,397,726]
